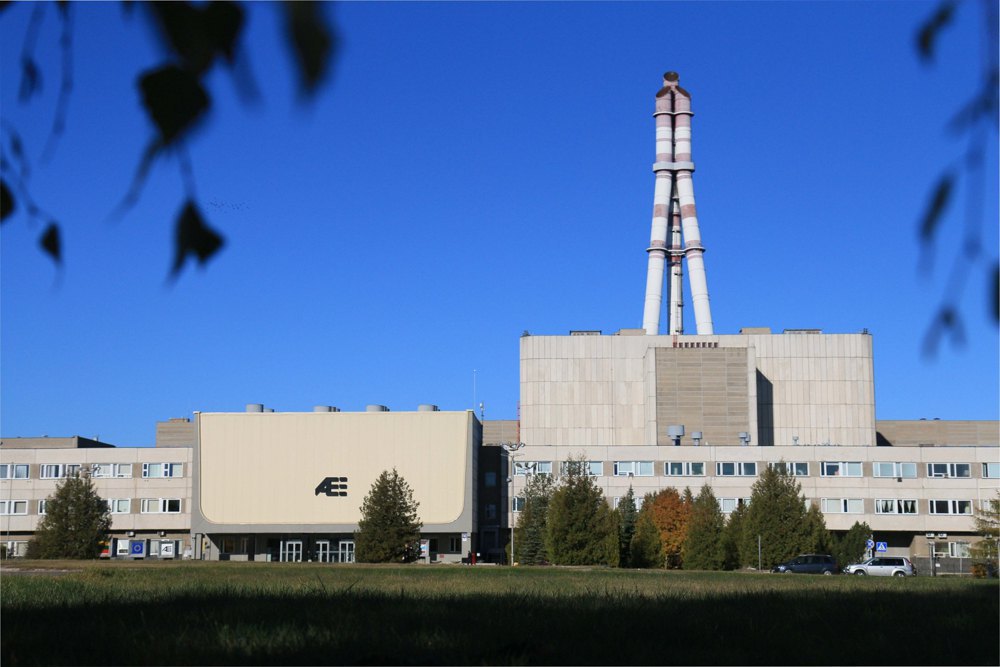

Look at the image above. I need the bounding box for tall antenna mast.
[642,72,713,335]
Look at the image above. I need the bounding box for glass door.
[338,540,355,563]
[280,540,303,562]
[315,540,331,563]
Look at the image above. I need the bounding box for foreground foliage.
[26,473,110,559]
[1,562,996,666]
[546,459,617,566]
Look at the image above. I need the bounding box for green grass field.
[2,561,997,666]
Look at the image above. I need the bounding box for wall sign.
[315,476,348,497]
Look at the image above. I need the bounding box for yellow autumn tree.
[642,487,693,568]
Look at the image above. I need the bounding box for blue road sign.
[130,540,145,556]
[865,539,875,549]
[875,541,888,552]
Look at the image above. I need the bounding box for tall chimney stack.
[642,72,714,335]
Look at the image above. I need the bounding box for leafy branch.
[0,1,338,280]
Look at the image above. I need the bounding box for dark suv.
[771,554,838,575]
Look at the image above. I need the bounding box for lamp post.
[500,441,525,566]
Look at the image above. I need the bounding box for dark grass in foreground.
[2,562,997,665]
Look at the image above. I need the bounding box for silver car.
[843,556,916,577]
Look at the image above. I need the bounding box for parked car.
[771,554,838,575]
[843,556,916,577]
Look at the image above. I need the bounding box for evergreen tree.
[970,493,999,576]
[722,502,748,570]
[616,486,638,567]
[629,502,663,568]
[546,457,618,566]
[740,463,810,569]
[832,521,871,568]
[682,485,725,570]
[645,487,692,568]
[27,472,110,559]
[513,472,555,565]
[803,502,832,554]
[354,469,422,563]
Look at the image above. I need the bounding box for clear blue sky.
[2,1,997,446]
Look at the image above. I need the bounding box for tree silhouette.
[0,1,337,279]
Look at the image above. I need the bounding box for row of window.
[0,463,184,480]
[508,496,983,516]
[506,460,1000,479]
[1,498,183,516]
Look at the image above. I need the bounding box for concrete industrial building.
[1,73,996,571]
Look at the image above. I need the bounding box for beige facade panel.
[520,332,875,448]
[876,420,999,447]
[195,411,474,531]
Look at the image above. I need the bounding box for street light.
[499,441,525,566]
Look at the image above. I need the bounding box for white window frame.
[587,461,603,476]
[0,464,29,479]
[821,498,864,514]
[140,498,182,514]
[719,497,750,514]
[928,499,973,515]
[106,498,131,514]
[514,461,551,476]
[613,461,654,477]
[142,462,183,479]
[716,462,757,477]
[872,462,917,479]
[927,463,971,479]
[874,498,918,515]
[769,461,809,477]
[512,497,525,512]
[948,541,971,558]
[666,461,706,477]
[40,464,64,479]
[820,461,863,477]
[92,463,133,479]
[0,500,28,515]
[980,463,999,479]
[37,499,48,515]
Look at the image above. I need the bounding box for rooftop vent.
[313,406,341,413]
[366,404,390,412]
[417,404,439,412]
[246,404,264,413]
[570,330,602,336]
[782,329,822,334]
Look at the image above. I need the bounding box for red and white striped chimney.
[642,72,714,335]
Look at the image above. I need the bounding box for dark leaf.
[149,2,214,73]
[947,72,1000,133]
[203,1,244,63]
[918,173,953,242]
[916,0,955,63]
[0,179,15,223]
[284,2,337,96]
[149,1,243,73]
[39,222,61,264]
[19,58,41,101]
[139,66,210,145]
[992,263,999,323]
[171,200,224,278]
[7,127,29,179]
[0,2,14,13]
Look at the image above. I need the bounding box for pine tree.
[629,502,663,568]
[803,502,832,554]
[546,457,618,566]
[682,485,725,570]
[645,487,692,568]
[616,486,638,567]
[740,463,810,569]
[832,521,871,568]
[514,472,555,565]
[27,472,111,559]
[722,502,748,570]
[354,469,422,563]
[970,493,999,576]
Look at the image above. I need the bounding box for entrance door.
[315,540,331,563]
[338,540,355,563]
[280,540,303,562]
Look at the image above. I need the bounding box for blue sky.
[2,1,997,446]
